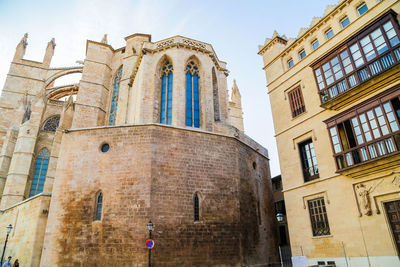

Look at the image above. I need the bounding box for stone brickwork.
[40,125,278,266]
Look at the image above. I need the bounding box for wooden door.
[385,200,400,255]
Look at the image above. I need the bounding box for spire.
[231,79,242,106]
[229,79,244,131]
[13,33,28,61]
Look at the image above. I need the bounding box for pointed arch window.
[194,193,200,221]
[186,61,200,127]
[212,68,220,122]
[94,191,103,221]
[29,149,50,197]
[109,67,123,125]
[160,61,173,125]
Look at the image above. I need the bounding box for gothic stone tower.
[0,33,278,266]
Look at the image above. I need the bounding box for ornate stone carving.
[43,115,60,132]
[156,39,174,49]
[356,184,372,216]
[182,39,206,49]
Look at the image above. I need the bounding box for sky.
[0,0,338,177]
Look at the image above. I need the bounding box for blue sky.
[0,0,338,176]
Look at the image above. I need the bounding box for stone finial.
[101,34,108,44]
[49,38,56,49]
[21,33,28,48]
[14,33,28,61]
[272,30,279,39]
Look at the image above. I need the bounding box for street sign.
[146,239,154,249]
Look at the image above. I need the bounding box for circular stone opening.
[252,162,257,170]
[100,143,110,153]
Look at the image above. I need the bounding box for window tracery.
[43,115,60,132]
[160,61,173,125]
[186,61,200,127]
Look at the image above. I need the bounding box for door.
[385,200,400,255]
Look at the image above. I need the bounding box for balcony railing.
[334,132,400,171]
[320,46,400,104]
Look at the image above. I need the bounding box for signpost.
[146,239,155,249]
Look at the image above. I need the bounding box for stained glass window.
[186,61,200,128]
[43,115,60,132]
[94,192,103,221]
[108,67,123,125]
[29,149,50,197]
[160,61,173,125]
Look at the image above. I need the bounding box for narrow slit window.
[94,192,103,221]
[194,193,200,221]
[109,67,123,126]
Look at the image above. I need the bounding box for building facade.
[259,0,400,266]
[0,33,279,266]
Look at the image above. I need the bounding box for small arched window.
[160,61,173,125]
[109,67,123,125]
[29,149,50,197]
[194,193,200,221]
[94,191,103,221]
[186,61,200,127]
[43,115,60,132]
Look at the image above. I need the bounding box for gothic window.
[160,61,173,125]
[43,115,60,132]
[109,67,123,126]
[29,149,50,197]
[194,193,200,221]
[94,191,103,221]
[186,61,200,127]
[212,68,220,122]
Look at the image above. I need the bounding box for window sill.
[291,111,308,121]
[312,234,332,239]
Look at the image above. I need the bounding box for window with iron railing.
[308,197,330,236]
[312,11,400,104]
[326,87,400,171]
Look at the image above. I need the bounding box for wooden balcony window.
[312,11,400,105]
[326,86,400,171]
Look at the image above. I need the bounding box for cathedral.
[0,33,278,266]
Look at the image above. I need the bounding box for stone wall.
[40,124,278,266]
